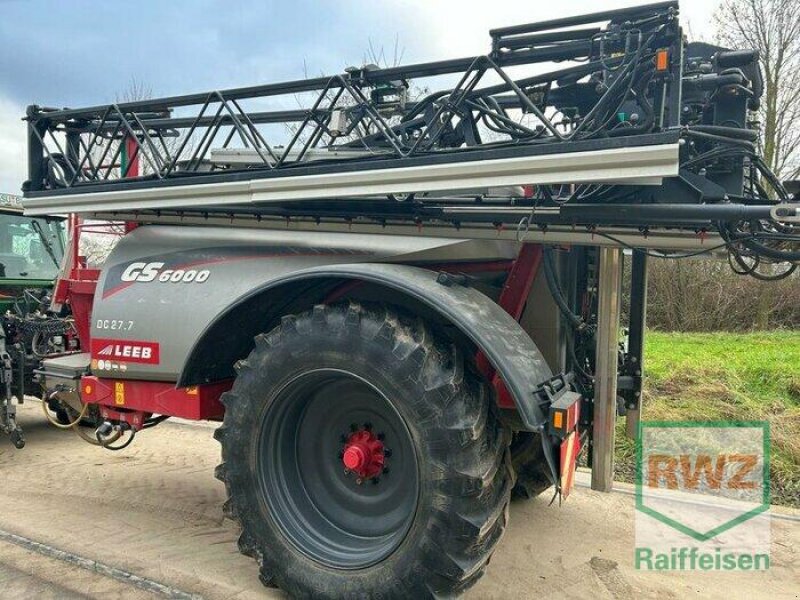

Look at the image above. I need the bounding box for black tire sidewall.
[224,312,464,597]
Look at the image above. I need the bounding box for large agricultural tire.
[214,302,513,599]
[510,432,554,500]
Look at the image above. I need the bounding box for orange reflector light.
[553,411,564,430]
[548,390,581,437]
[656,49,669,71]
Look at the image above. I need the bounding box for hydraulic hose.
[542,247,587,332]
[41,392,89,429]
[97,427,136,451]
[689,124,758,141]
[41,392,127,446]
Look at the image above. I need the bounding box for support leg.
[626,251,648,438]
[591,246,622,492]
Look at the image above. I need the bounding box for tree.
[715,0,800,181]
[714,1,800,328]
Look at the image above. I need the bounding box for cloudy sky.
[0,0,719,193]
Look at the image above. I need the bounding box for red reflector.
[560,431,581,499]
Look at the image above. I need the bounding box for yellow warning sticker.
[114,381,125,405]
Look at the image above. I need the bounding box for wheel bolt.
[363,422,372,431]
[384,448,392,457]
[356,478,363,485]
[371,477,380,485]
[344,468,351,475]
[376,432,385,441]
[383,467,390,475]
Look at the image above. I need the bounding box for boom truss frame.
[21,2,800,267]
[25,2,682,204]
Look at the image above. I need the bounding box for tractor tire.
[510,432,554,500]
[215,302,513,599]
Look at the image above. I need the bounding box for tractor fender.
[181,262,553,432]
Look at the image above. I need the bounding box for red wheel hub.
[341,430,385,479]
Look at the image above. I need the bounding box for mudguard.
[184,263,553,432]
[183,262,560,487]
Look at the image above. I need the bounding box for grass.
[613,330,800,508]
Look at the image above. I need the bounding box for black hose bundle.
[16,316,71,336]
[542,247,588,332]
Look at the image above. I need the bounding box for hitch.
[93,406,148,451]
[94,419,136,451]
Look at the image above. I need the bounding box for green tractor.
[0,193,68,448]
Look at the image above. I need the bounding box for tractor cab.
[0,194,65,300]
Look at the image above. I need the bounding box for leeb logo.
[635,422,770,571]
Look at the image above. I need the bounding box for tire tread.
[216,302,513,599]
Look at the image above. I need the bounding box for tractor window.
[0,214,65,280]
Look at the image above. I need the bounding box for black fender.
[179,263,558,478]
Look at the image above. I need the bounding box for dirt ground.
[0,402,797,600]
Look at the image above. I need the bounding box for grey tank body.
[91,225,518,382]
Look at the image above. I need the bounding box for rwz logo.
[635,421,770,562]
[647,453,759,491]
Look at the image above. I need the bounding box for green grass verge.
[614,330,800,508]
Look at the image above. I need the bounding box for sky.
[0,0,720,193]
